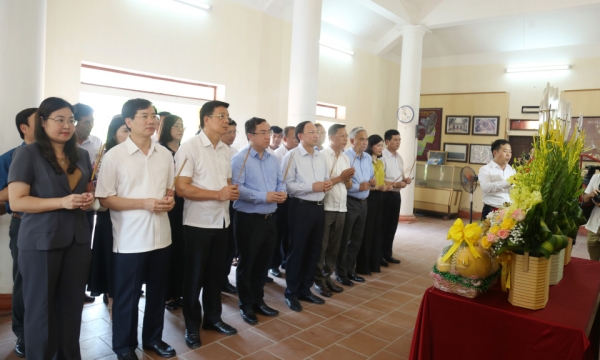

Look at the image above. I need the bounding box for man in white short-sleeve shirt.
[174,100,240,349]
[96,98,176,359]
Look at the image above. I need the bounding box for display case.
[414,164,462,218]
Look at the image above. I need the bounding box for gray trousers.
[336,197,368,279]
[315,211,346,287]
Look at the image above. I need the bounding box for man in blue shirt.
[0,107,37,358]
[231,117,286,325]
[336,127,374,287]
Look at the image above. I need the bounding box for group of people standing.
[0,97,409,360]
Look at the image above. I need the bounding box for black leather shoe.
[184,331,201,349]
[84,294,95,303]
[314,284,332,298]
[285,298,302,312]
[143,340,176,358]
[336,276,354,286]
[14,336,25,357]
[349,274,365,283]
[357,270,372,276]
[202,321,237,336]
[380,258,389,267]
[385,256,401,264]
[240,309,258,325]
[254,303,279,317]
[222,283,237,294]
[326,281,344,293]
[117,351,138,360]
[266,276,274,283]
[299,293,325,305]
[103,293,109,305]
[269,268,281,277]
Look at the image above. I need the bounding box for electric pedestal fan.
[460,166,478,223]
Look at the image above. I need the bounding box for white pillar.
[397,25,429,222]
[0,0,46,295]
[287,0,322,125]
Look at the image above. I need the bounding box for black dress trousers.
[356,191,384,274]
[223,203,237,286]
[381,192,401,260]
[166,196,185,301]
[270,197,290,270]
[234,211,277,311]
[88,210,114,297]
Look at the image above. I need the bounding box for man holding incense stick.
[381,129,410,266]
[231,117,285,325]
[336,127,374,287]
[281,121,331,312]
[314,124,354,298]
[96,98,176,359]
[175,100,239,349]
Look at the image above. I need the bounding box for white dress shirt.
[479,161,516,208]
[230,145,239,157]
[175,131,232,229]
[274,145,290,162]
[95,137,174,253]
[282,145,328,202]
[382,148,405,193]
[585,174,600,233]
[323,147,349,212]
[77,135,103,165]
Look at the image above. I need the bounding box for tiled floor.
[0,216,592,359]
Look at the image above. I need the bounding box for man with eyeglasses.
[336,127,374,287]
[96,98,176,359]
[175,100,240,349]
[219,118,239,295]
[281,121,332,312]
[231,117,285,324]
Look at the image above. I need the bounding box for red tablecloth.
[409,257,600,360]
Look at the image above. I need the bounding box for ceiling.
[232,0,600,66]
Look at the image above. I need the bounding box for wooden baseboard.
[458,209,482,221]
[399,215,418,224]
[0,294,12,314]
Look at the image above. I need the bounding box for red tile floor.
[0,216,592,359]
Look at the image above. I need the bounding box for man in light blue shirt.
[281,121,332,312]
[231,117,286,325]
[336,127,374,286]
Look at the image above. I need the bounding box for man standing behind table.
[314,124,354,298]
[232,117,286,325]
[269,125,299,278]
[96,98,176,359]
[479,139,514,220]
[282,121,332,312]
[0,107,37,358]
[175,101,240,350]
[336,127,374,287]
[381,129,410,266]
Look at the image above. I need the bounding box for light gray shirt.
[282,145,329,202]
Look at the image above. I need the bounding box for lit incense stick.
[329,154,339,178]
[237,145,252,182]
[90,143,106,183]
[168,156,188,197]
[283,151,296,182]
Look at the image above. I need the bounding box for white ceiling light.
[173,0,211,11]
[506,65,570,73]
[319,41,355,56]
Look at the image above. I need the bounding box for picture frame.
[472,116,500,136]
[427,150,447,165]
[443,143,468,163]
[445,116,471,135]
[521,106,540,114]
[416,108,443,161]
[469,144,493,164]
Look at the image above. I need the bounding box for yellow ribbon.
[497,252,512,292]
[441,219,482,262]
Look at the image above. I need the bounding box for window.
[316,102,346,120]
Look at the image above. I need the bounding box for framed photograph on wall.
[427,151,447,165]
[445,116,471,135]
[472,116,500,136]
[469,144,493,164]
[443,143,468,163]
[416,108,443,161]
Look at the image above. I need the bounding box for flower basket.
[508,253,551,310]
[549,248,565,285]
[564,237,573,265]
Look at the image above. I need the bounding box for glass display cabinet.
[414,164,462,218]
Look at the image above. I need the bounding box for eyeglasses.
[209,114,229,121]
[334,134,348,139]
[135,114,159,122]
[316,131,326,135]
[172,125,186,130]
[303,130,319,135]
[47,117,76,126]
[252,131,273,137]
[227,130,239,135]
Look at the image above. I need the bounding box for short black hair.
[328,124,346,137]
[158,111,171,117]
[315,122,324,129]
[228,118,237,126]
[199,100,229,129]
[491,139,510,152]
[271,125,283,134]
[245,117,267,136]
[122,98,153,121]
[15,108,38,140]
[283,126,295,138]
[295,121,311,141]
[73,103,94,121]
[366,134,384,157]
[384,129,400,142]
